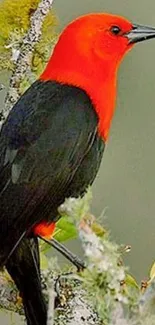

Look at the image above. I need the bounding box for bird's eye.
[110,26,121,35]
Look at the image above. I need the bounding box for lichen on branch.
[0,0,57,125]
[1,192,155,325]
[0,0,57,71]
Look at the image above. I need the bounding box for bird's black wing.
[0,80,104,264]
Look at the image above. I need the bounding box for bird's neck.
[40,53,117,141]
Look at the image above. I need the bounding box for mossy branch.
[0,0,55,127]
[1,194,155,324]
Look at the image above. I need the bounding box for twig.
[39,236,85,271]
[47,280,56,325]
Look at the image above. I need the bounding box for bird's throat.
[87,73,117,141]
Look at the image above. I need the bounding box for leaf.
[91,221,107,237]
[125,274,139,289]
[54,216,77,242]
[149,261,155,282]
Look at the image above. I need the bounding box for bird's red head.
[40,13,155,140]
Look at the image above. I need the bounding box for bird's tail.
[6,236,47,325]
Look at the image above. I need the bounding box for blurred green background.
[1,3,155,322]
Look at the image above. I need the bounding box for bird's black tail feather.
[6,237,47,325]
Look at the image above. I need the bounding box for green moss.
[0,0,58,76]
[0,0,40,43]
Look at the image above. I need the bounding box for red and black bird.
[0,13,155,325]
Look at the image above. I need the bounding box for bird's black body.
[0,80,104,324]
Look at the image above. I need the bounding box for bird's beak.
[124,24,155,44]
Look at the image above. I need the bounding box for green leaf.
[54,216,77,242]
[125,274,139,289]
[149,261,155,282]
[91,221,107,237]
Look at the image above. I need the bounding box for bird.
[0,12,155,325]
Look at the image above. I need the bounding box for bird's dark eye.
[110,26,121,35]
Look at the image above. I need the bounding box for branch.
[47,280,55,325]
[1,193,155,325]
[54,273,101,325]
[0,270,23,315]
[0,268,101,325]
[0,0,55,127]
[58,196,155,325]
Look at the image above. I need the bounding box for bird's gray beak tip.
[124,23,155,44]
